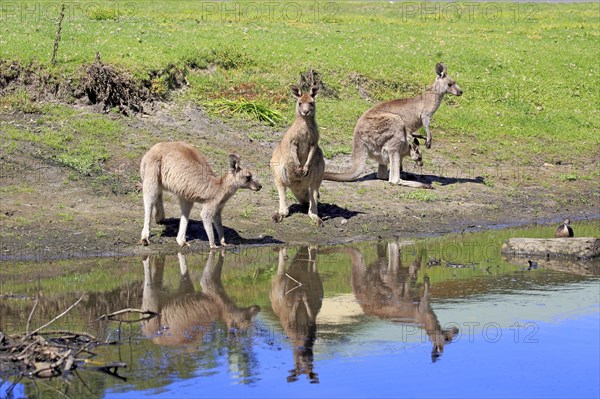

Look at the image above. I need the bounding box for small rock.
[340,218,348,225]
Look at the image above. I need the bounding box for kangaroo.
[373,134,426,185]
[270,247,323,383]
[348,242,459,361]
[323,63,462,187]
[139,141,262,248]
[141,252,261,346]
[270,85,325,226]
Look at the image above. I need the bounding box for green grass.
[558,172,579,182]
[0,1,598,165]
[204,98,282,126]
[4,108,124,175]
[0,89,43,113]
[402,190,440,202]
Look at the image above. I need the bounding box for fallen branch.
[27,295,84,338]
[97,308,159,322]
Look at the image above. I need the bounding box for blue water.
[102,298,599,399]
[1,240,599,399]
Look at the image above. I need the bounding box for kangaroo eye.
[245,175,252,181]
[448,82,454,87]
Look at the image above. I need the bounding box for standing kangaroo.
[271,85,325,226]
[323,63,462,187]
[139,141,262,248]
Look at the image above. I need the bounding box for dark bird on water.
[554,218,574,238]
[527,260,539,270]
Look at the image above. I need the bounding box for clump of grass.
[0,89,42,113]
[558,173,579,181]
[204,99,282,126]
[240,204,257,219]
[87,7,118,21]
[57,212,74,222]
[402,190,439,202]
[247,132,267,141]
[205,47,253,70]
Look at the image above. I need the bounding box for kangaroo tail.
[323,138,367,182]
[138,152,162,189]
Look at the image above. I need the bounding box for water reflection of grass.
[1,220,597,307]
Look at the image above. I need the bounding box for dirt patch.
[1,102,598,261]
[1,57,188,115]
[81,55,150,115]
[0,60,75,101]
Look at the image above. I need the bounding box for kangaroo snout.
[252,181,263,191]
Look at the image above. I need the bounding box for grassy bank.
[1,1,599,173]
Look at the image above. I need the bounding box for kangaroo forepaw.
[139,238,149,246]
[423,183,434,190]
[177,240,189,248]
[272,212,285,223]
[426,140,432,149]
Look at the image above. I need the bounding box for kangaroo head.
[410,137,424,167]
[225,305,261,332]
[431,326,459,362]
[291,84,319,117]
[434,63,463,97]
[228,153,262,191]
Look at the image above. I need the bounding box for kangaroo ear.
[309,84,320,98]
[228,153,241,171]
[290,84,302,98]
[435,63,447,78]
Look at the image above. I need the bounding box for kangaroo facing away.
[141,252,261,346]
[139,141,262,248]
[348,242,459,361]
[270,85,325,226]
[323,63,462,188]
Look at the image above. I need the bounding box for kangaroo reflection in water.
[349,242,459,362]
[141,252,261,345]
[270,246,323,383]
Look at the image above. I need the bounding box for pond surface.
[1,222,599,399]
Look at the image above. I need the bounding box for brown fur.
[139,141,262,248]
[347,242,458,361]
[270,85,325,226]
[270,247,323,383]
[323,63,462,188]
[141,252,261,346]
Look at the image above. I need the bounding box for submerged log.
[501,237,600,259]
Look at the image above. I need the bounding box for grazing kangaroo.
[348,242,459,361]
[270,85,325,226]
[323,63,462,187]
[270,247,323,383]
[141,252,261,346]
[139,141,262,248]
